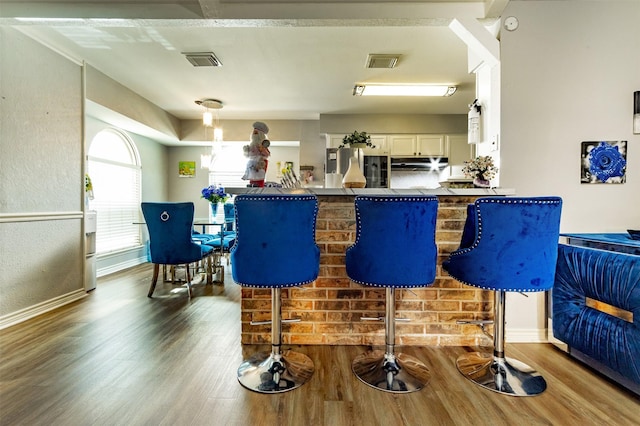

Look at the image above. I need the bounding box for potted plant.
[462,155,498,188]
[338,130,376,149]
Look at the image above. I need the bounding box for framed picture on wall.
[580,141,627,184]
[179,161,196,178]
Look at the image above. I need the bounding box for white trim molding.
[0,211,83,223]
[506,328,548,343]
[0,289,87,330]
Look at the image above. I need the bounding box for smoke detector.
[365,54,400,69]
[182,52,222,67]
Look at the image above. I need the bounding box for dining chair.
[141,202,214,298]
[224,202,235,233]
[443,196,563,396]
[230,194,320,393]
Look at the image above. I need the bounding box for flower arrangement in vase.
[462,156,498,188]
[201,184,229,204]
[338,130,376,149]
[201,185,229,218]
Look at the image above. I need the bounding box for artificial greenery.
[338,131,375,149]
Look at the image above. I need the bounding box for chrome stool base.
[237,350,314,394]
[352,350,431,393]
[456,352,547,396]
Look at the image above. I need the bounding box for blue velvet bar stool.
[346,195,439,393]
[443,196,562,396]
[230,194,320,393]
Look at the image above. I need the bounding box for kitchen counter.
[227,187,516,196]
[226,187,515,346]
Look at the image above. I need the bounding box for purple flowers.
[588,142,626,183]
[201,185,229,204]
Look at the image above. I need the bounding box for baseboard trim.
[0,289,87,330]
[97,257,146,277]
[506,328,548,343]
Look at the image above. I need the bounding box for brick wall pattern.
[240,195,494,346]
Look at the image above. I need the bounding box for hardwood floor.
[1,264,638,426]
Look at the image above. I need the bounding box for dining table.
[134,217,230,285]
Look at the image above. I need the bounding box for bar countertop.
[226,187,516,196]
[227,186,516,347]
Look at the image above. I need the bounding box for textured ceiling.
[2,0,507,126]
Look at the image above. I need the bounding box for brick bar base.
[240,195,493,346]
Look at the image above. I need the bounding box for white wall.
[0,27,85,326]
[167,144,300,219]
[500,1,640,340]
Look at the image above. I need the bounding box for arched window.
[87,129,142,254]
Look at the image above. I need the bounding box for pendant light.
[196,99,224,169]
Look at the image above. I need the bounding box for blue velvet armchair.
[141,202,214,298]
[443,196,563,396]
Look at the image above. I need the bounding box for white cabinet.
[365,135,389,155]
[325,134,389,154]
[327,133,462,158]
[326,134,344,149]
[446,134,475,165]
[389,134,445,157]
[416,135,446,157]
[388,135,417,156]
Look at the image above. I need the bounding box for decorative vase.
[342,155,367,188]
[348,142,366,149]
[210,202,224,222]
[473,177,491,188]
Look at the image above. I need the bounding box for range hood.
[390,157,449,171]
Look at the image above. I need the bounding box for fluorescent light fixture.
[15,17,85,22]
[353,84,457,97]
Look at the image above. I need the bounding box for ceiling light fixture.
[195,99,224,169]
[353,84,457,97]
[196,98,223,130]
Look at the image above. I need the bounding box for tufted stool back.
[346,195,439,288]
[444,196,563,292]
[231,194,320,288]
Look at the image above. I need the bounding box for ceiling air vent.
[182,52,222,67]
[365,54,400,69]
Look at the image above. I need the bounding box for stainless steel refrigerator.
[326,148,388,188]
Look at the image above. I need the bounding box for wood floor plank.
[1,263,638,426]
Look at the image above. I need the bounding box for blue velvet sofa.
[553,243,640,395]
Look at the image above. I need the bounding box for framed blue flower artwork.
[580,141,627,184]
